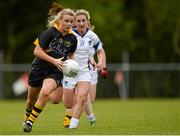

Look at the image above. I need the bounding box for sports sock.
[63,111,73,127]
[24,109,32,121]
[28,103,43,124]
[65,111,73,119]
[87,114,96,122]
[69,117,79,129]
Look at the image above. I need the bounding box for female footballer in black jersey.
[23,8,77,132]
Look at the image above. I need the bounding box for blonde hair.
[75,9,90,21]
[47,8,75,28]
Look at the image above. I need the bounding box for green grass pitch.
[0,98,179,135]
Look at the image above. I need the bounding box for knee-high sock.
[28,103,43,124]
[24,109,32,121]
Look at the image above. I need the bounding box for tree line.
[0,0,180,63]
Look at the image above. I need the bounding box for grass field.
[0,98,179,135]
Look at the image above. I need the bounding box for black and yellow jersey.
[32,27,77,67]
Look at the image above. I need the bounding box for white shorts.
[63,71,91,89]
[90,69,98,85]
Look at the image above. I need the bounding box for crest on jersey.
[65,41,71,47]
[59,38,63,44]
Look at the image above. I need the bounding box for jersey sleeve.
[92,34,103,51]
[88,47,96,60]
[34,28,53,50]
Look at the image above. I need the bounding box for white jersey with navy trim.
[72,28,103,73]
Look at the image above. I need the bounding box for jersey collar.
[73,28,89,37]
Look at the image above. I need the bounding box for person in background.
[23,8,77,132]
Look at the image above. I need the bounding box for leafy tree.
[123,0,180,62]
[0,0,179,63]
[0,0,53,63]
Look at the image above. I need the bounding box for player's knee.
[51,100,60,104]
[64,103,73,109]
[65,105,73,109]
[49,95,62,104]
[78,95,87,106]
[51,98,61,104]
[40,89,50,98]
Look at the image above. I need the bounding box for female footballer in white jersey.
[62,9,105,129]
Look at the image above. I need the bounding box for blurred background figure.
[114,69,127,99]
[12,72,28,96]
